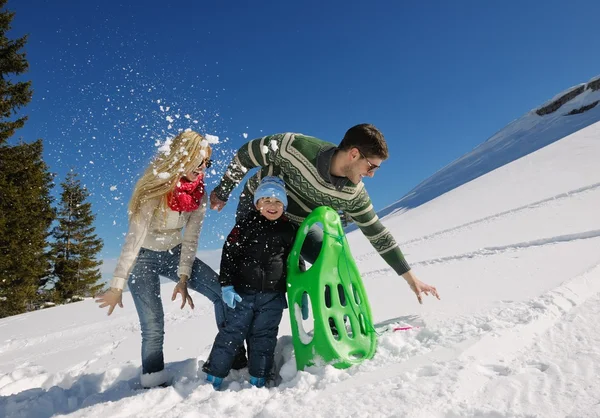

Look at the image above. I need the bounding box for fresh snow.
[1,119,600,417]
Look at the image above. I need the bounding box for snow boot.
[249,375,266,388]
[206,374,223,389]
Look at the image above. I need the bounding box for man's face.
[345,148,383,184]
[256,197,284,220]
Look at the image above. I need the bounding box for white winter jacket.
[110,194,208,290]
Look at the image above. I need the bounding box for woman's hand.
[172,276,195,310]
[95,288,124,315]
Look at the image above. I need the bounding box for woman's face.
[183,158,209,182]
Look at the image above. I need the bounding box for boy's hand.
[222,286,242,309]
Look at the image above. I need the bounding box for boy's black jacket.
[219,210,299,293]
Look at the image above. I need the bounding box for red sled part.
[392,326,419,331]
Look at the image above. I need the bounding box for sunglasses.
[357,149,380,173]
[199,159,213,169]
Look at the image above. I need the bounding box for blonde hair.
[128,130,212,220]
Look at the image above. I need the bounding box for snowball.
[205,134,219,144]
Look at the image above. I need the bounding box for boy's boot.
[249,375,266,388]
[206,374,223,389]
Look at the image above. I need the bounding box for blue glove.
[222,286,242,309]
[301,292,309,320]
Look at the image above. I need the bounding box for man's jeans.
[128,244,225,375]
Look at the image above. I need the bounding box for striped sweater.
[214,133,411,275]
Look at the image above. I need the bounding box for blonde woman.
[95,130,225,388]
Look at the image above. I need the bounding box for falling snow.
[205,134,219,143]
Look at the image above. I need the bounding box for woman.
[95,130,225,388]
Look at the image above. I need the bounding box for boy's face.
[256,197,284,221]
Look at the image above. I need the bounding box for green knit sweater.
[215,133,411,275]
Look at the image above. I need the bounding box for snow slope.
[373,74,600,219]
[1,122,599,417]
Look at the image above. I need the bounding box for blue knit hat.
[253,176,288,210]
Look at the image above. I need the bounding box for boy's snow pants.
[203,290,286,379]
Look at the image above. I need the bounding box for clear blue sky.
[9,0,600,268]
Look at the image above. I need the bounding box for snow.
[204,134,219,144]
[537,83,586,109]
[157,137,173,154]
[1,118,600,417]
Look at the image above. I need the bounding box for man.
[210,124,440,304]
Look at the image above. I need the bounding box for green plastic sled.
[287,206,377,371]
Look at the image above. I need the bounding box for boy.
[203,176,298,388]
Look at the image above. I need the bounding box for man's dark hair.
[338,123,389,159]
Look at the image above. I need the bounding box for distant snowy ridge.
[536,75,600,116]
[374,73,600,220]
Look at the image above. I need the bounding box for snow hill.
[1,80,600,417]
[373,74,600,219]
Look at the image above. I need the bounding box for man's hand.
[402,270,440,304]
[172,277,195,310]
[209,190,226,211]
[95,288,124,315]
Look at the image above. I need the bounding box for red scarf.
[167,175,205,212]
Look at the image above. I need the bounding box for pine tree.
[0,0,32,145]
[49,171,104,302]
[0,140,55,317]
[0,2,55,317]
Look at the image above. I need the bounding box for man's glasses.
[357,149,380,173]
